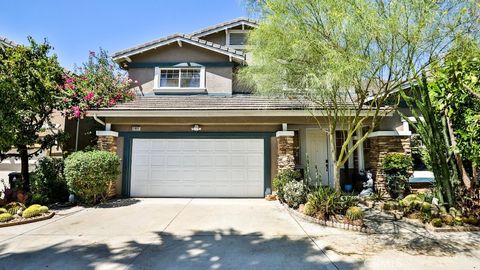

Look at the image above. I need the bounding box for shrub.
[346,207,364,221]
[283,180,307,208]
[307,186,339,220]
[303,201,316,216]
[382,153,413,199]
[31,157,69,204]
[431,218,443,227]
[64,150,120,204]
[0,213,13,223]
[273,168,301,202]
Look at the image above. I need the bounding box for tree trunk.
[329,130,341,192]
[446,115,472,189]
[18,145,30,192]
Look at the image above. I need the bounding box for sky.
[0,0,250,70]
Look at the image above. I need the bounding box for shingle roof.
[0,36,16,48]
[189,17,258,37]
[112,33,245,61]
[97,94,315,111]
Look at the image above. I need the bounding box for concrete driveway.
[0,199,343,270]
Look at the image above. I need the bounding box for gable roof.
[0,36,16,48]
[112,33,245,62]
[189,17,258,38]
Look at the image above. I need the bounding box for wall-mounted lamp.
[191,124,202,132]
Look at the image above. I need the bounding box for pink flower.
[71,106,81,118]
[83,91,94,101]
[63,97,69,102]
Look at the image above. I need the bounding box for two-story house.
[88,18,412,198]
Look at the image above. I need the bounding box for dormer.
[190,17,257,50]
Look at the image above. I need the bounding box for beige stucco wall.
[127,43,233,95]
[202,32,226,45]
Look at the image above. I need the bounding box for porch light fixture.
[191,124,202,132]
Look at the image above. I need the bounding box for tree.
[60,49,134,119]
[430,40,480,186]
[242,0,480,191]
[0,38,65,192]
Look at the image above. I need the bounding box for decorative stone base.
[281,203,375,234]
[0,212,55,228]
[425,223,480,233]
[276,131,295,171]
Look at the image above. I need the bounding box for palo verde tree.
[0,37,65,192]
[242,0,480,191]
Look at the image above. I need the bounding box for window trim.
[153,67,206,92]
[226,29,248,49]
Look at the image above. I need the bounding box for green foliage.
[441,214,455,226]
[64,150,120,204]
[0,208,6,214]
[38,206,49,214]
[337,195,360,215]
[431,218,443,227]
[306,186,339,219]
[283,180,307,208]
[346,207,364,221]
[400,78,457,207]
[273,168,301,202]
[5,202,25,215]
[0,213,13,223]
[431,40,480,171]
[382,153,413,174]
[421,202,432,213]
[382,153,413,199]
[31,157,69,204]
[60,49,135,119]
[0,37,66,190]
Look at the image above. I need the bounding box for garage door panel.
[130,138,265,197]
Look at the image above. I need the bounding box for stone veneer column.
[368,136,411,193]
[96,130,119,198]
[276,131,296,171]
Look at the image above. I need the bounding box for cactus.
[0,208,7,214]
[303,201,316,216]
[431,218,442,227]
[28,204,42,209]
[7,206,20,215]
[0,213,13,223]
[38,206,49,214]
[346,206,364,221]
[441,214,455,226]
[421,202,432,213]
[22,207,42,218]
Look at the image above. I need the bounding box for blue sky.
[0,0,250,70]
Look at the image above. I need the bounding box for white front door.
[130,138,265,197]
[305,129,332,187]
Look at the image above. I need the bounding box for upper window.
[154,67,205,91]
[227,30,248,48]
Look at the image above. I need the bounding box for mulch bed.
[0,212,55,228]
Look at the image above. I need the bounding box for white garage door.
[130,138,265,197]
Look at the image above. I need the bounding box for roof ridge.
[0,36,17,48]
[188,17,258,37]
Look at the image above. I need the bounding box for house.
[87,18,412,198]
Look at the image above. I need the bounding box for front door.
[305,129,332,187]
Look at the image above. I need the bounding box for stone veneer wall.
[367,136,411,193]
[97,132,118,198]
[276,131,296,171]
[97,135,117,153]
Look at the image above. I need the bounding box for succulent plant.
[463,216,479,226]
[22,207,42,218]
[38,206,49,214]
[303,201,316,216]
[346,206,364,221]
[0,208,7,214]
[7,206,20,216]
[0,213,13,223]
[454,216,463,226]
[431,218,442,227]
[441,214,455,226]
[421,202,432,213]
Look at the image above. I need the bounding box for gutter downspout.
[93,113,106,126]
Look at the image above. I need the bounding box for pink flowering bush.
[60,49,135,119]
